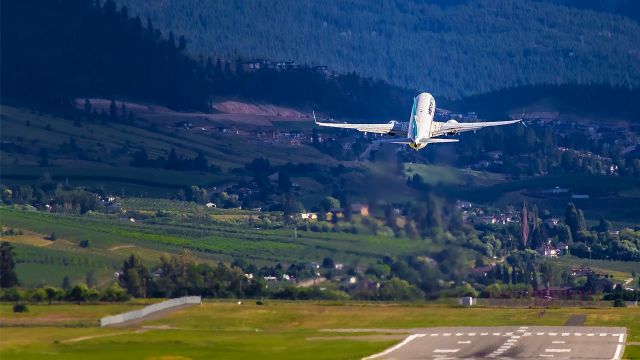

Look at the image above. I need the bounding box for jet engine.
[446,119,458,135]
[388,120,408,136]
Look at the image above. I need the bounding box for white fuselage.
[407,92,436,150]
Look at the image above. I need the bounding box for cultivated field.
[0,301,638,359]
[0,205,438,286]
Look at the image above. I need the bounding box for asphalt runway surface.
[363,326,626,360]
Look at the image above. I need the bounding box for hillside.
[118,0,640,98]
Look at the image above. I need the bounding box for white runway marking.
[430,333,439,337]
[493,332,501,336]
[458,340,471,344]
[552,341,565,344]
[480,332,488,336]
[561,332,570,336]
[613,344,623,360]
[362,333,425,360]
[468,332,476,336]
[546,348,571,353]
[575,333,582,336]
[443,333,451,337]
[587,333,595,337]
[549,332,558,336]
[600,333,608,336]
[540,354,554,358]
[455,333,463,336]
[433,349,459,353]
[618,334,624,343]
[537,332,545,336]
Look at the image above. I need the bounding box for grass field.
[404,163,507,187]
[0,104,337,197]
[0,301,638,359]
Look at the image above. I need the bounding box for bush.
[613,299,626,307]
[256,300,264,305]
[78,239,91,248]
[1,287,26,301]
[101,283,130,302]
[66,284,99,302]
[29,288,48,303]
[13,303,29,313]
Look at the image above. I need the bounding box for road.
[363,326,626,360]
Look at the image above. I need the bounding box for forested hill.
[0,0,412,119]
[118,0,640,98]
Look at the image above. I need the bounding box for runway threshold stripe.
[545,349,571,353]
[552,341,565,344]
[613,344,623,360]
[433,349,460,353]
[361,333,425,360]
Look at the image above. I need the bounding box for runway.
[363,326,626,360]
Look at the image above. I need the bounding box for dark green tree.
[0,242,19,288]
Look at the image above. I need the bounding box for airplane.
[314,92,522,150]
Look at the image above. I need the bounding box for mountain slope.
[118,0,640,98]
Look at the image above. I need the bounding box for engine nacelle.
[388,120,407,136]
[446,120,458,135]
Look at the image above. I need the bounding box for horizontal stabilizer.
[420,138,459,143]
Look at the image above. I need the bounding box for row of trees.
[1,179,101,214]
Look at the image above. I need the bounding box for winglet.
[312,110,318,124]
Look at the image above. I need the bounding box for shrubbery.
[13,303,28,312]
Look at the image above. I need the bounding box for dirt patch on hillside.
[108,244,135,251]
[213,101,307,118]
[76,98,312,127]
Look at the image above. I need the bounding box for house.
[299,212,318,220]
[571,267,594,277]
[329,208,345,219]
[476,215,498,225]
[205,202,217,208]
[351,204,369,217]
[538,244,558,257]
[459,296,476,306]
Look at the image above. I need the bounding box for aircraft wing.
[432,119,521,137]
[315,120,394,134]
[313,111,395,134]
